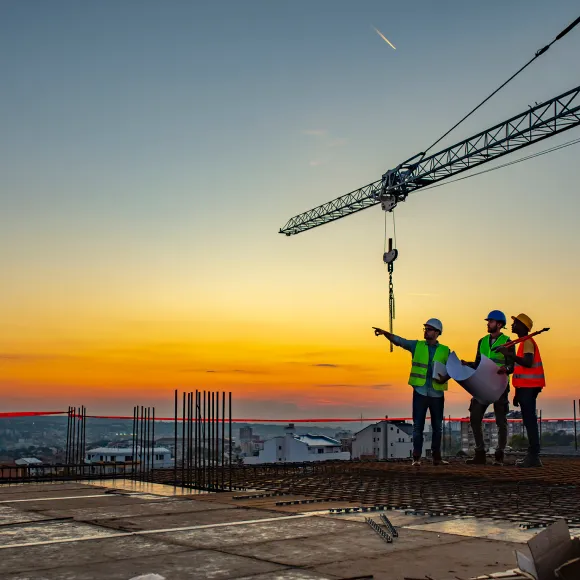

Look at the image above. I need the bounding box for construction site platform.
[0,475,557,580]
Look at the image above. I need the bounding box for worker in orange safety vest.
[496,313,545,468]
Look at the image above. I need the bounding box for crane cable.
[423,14,580,156]
[421,135,580,193]
[383,211,397,352]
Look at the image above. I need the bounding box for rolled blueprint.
[446,351,508,405]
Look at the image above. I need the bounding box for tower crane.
[278,83,580,343]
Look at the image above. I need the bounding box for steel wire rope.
[422,14,580,156]
[419,136,580,193]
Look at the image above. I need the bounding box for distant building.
[334,430,354,453]
[240,439,264,457]
[85,446,172,473]
[351,420,413,460]
[240,427,253,442]
[243,424,350,464]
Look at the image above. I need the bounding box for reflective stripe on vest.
[512,338,545,388]
[479,334,509,367]
[408,341,450,391]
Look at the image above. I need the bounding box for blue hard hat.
[485,310,506,324]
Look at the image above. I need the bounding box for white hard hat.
[424,318,443,333]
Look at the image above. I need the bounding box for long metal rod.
[229,392,232,491]
[195,390,199,487]
[65,407,71,464]
[181,393,185,485]
[188,392,193,486]
[152,407,156,475]
[574,400,578,451]
[203,390,206,489]
[222,391,225,490]
[173,390,177,485]
[215,390,219,488]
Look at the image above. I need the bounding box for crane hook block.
[383,248,398,265]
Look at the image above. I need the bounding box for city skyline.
[2,1,580,419]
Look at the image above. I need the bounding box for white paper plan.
[446,351,508,405]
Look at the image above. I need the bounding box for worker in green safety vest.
[373,318,451,467]
[461,310,515,466]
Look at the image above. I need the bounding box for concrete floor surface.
[0,480,535,580]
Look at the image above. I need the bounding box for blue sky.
[1,1,580,417]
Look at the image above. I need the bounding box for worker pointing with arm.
[461,310,515,466]
[496,313,545,468]
[373,319,450,466]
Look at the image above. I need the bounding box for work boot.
[493,449,505,466]
[516,454,543,468]
[465,450,487,465]
[411,455,421,466]
[432,451,449,466]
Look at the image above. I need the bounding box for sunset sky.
[2,0,580,421]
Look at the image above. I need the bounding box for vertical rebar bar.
[539,409,542,443]
[575,400,578,452]
[65,406,71,464]
[215,390,219,489]
[229,392,232,491]
[174,391,177,485]
[202,390,206,489]
[181,392,186,485]
[76,406,82,467]
[82,406,87,473]
[132,406,137,475]
[194,390,199,487]
[189,392,194,486]
[152,407,156,474]
[222,391,225,490]
[140,406,145,478]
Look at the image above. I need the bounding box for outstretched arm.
[372,328,415,354]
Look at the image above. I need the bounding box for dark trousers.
[412,390,444,458]
[469,387,509,452]
[516,387,542,456]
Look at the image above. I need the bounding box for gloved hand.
[513,394,520,407]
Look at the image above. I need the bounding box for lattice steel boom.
[279,84,580,236]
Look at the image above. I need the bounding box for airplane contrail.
[372,26,396,50]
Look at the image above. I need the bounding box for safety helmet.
[485,310,507,325]
[424,318,443,334]
[511,313,533,331]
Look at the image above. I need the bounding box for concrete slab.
[91,507,291,532]
[312,537,529,580]
[83,479,212,498]
[13,494,172,512]
[0,520,116,547]
[153,514,363,550]
[0,535,191,574]
[2,548,286,579]
[222,528,465,567]
[0,483,104,496]
[40,497,237,521]
[236,571,339,580]
[0,505,55,525]
[0,489,112,502]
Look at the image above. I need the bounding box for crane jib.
[279,84,580,236]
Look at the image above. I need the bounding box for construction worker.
[497,313,545,468]
[373,319,450,466]
[461,310,515,466]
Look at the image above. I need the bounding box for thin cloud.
[316,383,392,389]
[0,353,69,362]
[302,129,327,136]
[372,26,396,50]
[329,138,348,147]
[309,160,323,167]
[313,363,339,368]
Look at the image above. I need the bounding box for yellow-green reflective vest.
[408,341,450,391]
[479,334,509,367]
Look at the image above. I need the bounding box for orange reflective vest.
[513,338,545,388]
